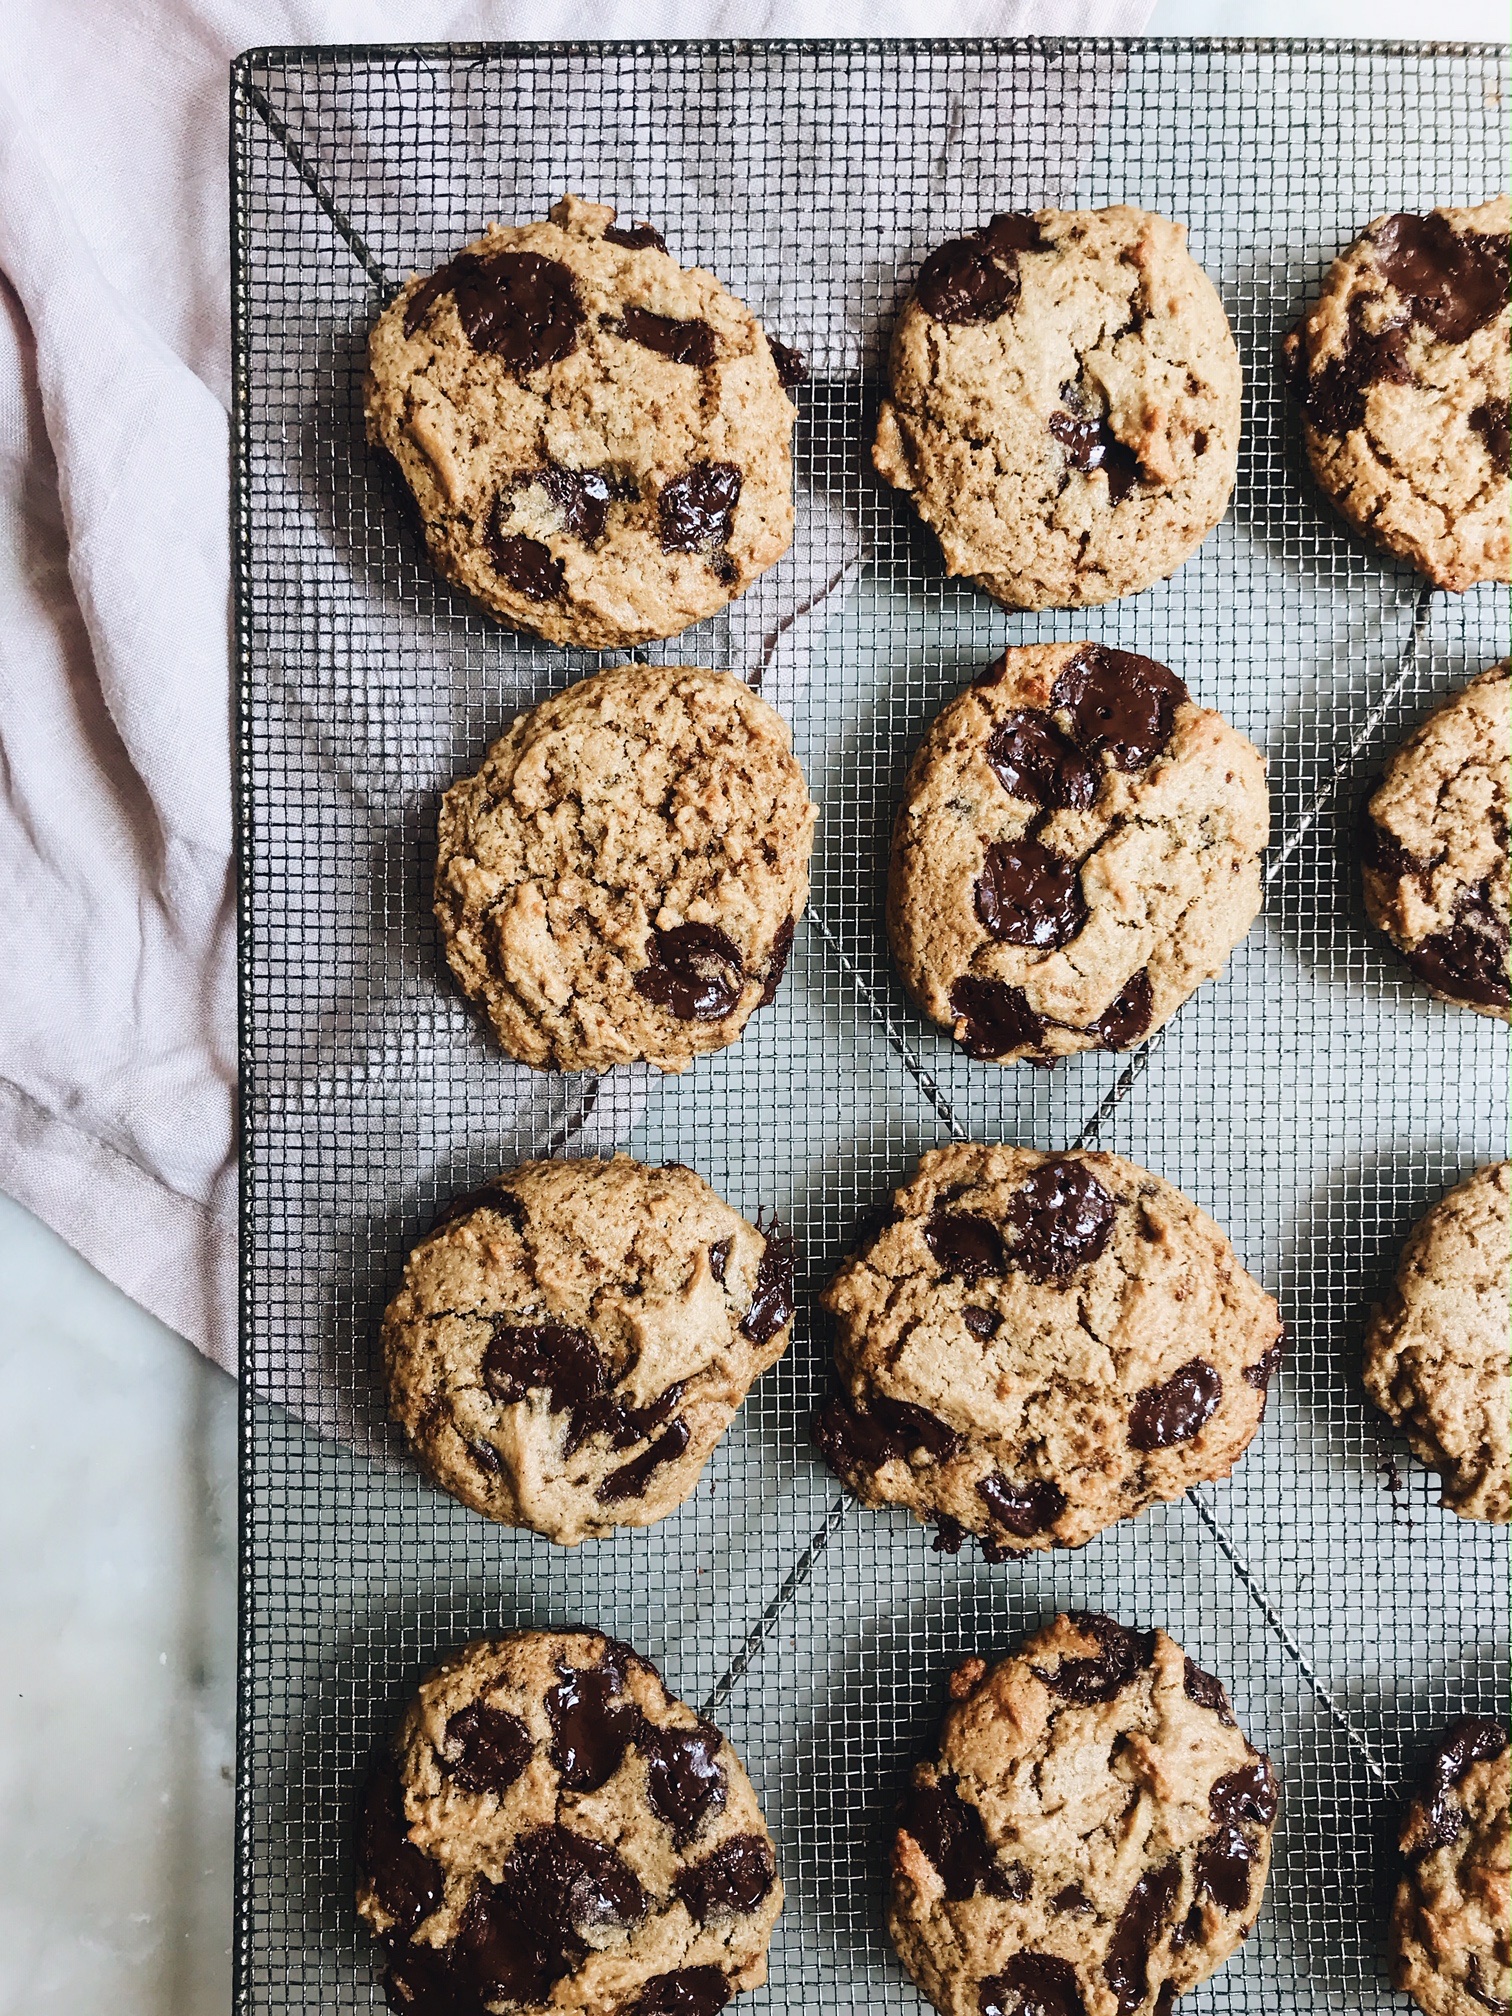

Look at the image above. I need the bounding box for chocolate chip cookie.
[1363,1162,1511,1524]
[435,662,817,1074]
[357,1629,782,2016]
[873,206,1241,609]
[1283,198,1510,590]
[383,1157,796,1544]
[887,643,1269,1065]
[367,194,800,646]
[888,1614,1279,2016]
[815,1144,1282,1558]
[1360,663,1509,1020]
[1390,1718,1510,2016]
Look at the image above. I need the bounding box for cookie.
[887,643,1268,1065]
[435,662,817,1074]
[357,1629,782,2016]
[873,205,1241,609]
[1363,1162,1511,1524]
[1360,663,1510,1020]
[1283,199,1510,590]
[888,1614,1279,2016]
[816,1144,1282,1558]
[366,194,800,646]
[1390,1718,1510,2016]
[382,1157,795,1545]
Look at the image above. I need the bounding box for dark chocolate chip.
[899,1776,1020,1901]
[741,1225,796,1343]
[1243,1339,1284,1392]
[915,216,1028,324]
[925,1210,1006,1282]
[708,1237,733,1283]
[486,514,565,601]
[443,1701,533,1797]
[1466,1957,1512,2015]
[1034,1613,1154,1704]
[1104,1860,1180,2016]
[465,1435,503,1474]
[962,1304,1001,1339]
[546,1646,642,1790]
[1410,1718,1509,1856]
[1050,646,1190,771]
[1182,1657,1237,1725]
[538,462,617,544]
[598,1418,692,1501]
[984,213,1048,253]
[641,1723,727,1843]
[1083,968,1154,1051]
[759,917,797,1006]
[985,709,1098,810]
[976,838,1088,949]
[1003,1158,1117,1281]
[624,1968,733,2016]
[404,249,584,368]
[658,461,742,554]
[357,1759,442,1938]
[979,1953,1087,2016]
[949,975,1048,1059]
[1404,881,1509,1011]
[1373,211,1510,343]
[1471,397,1511,474]
[634,923,745,1021]
[768,338,808,388]
[674,1834,776,1920]
[618,303,718,368]
[1048,410,1141,503]
[814,1391,964,1475]
[604,221,668,253]
[1053,1883,1095,1915]
[1129,1359,1223,1450]
[977,1472,1067,1538]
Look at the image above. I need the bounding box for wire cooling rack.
[232,39,1509,2015]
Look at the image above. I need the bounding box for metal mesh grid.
[232,40,1510,2014]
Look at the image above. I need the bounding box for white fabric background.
[0,0,1153,1376]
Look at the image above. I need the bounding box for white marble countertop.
[2,12,1504,2012]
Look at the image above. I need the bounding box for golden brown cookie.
[1390,1718,1510,2016]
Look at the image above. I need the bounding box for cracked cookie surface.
[366,193,798,646]
[383,1157,795,1544]
[1390,1718,1510,2016]
[873,205,1241,609]
[1283,197,1510,590]
[1360,663,1509,1020]
[356,1629,782,2016]
[435,662,817,1074]
[1363,1161,1511,1524]
[815,1144,1282,1558]
[887,643,1269,1065]
[887,1614,1278,2016]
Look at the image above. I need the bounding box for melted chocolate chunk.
[598,1418,692,1501]
[985,213,1048,253]
[674,1834,776,1919]
[1195,1759,1279,1914]
[1466,1958,1512,2015]
[1210,1757,1280,1829]
[985,710,1098,810]
[1359,805,1430,882]
[933,1516,966,1553]
[357,1760,443,1937]
[443,1701,533,1797]
[625,1968,733,2016]
[1373,212,1510,343]
[486,515,566,601]
[976,839,1088,948]
[962,1304,1001,1339]
[979,1953,1087,2016]
[1083,968,1154,1051]
[1129,1359,1223,1450]
[1182,1657,1237,1725]
[635,923,745,1021]
[658,461,742,554]
[708,1237,733,1283]
[1053,1883,1094,1915]
[900,1777,1019,1900]
[949,975,1048,1059]
[915,216,1029,324]
[1003,1158,1117,1281]
[546,1648,642,1790]
[618,303,718,368]
[466,1435,503,1474]
[814,1391,964,1474]
[741,1227,796,1343]
[1411,1718,1509,1856]
[925,1210,1006,1281]
[642,1723,727,1842]
[1104,1860,1180,2016]
[1243,1339,1284,1392]
[1471,397,1511,473]
[759,917,796,1007]
[600,1383,685,1451]
[484,1319,610,1436]
[1295,301,1413,437]
[1404,882,1510,1010]
[977,1472,1067,1538]
[604,221,668,253]
[381,1938,463,2016]
[404,249,584,368]
[538,462,617,543]
[1050,647,1189,771]
[768,338,808,388]
[1048,410,1141,503]
[505,1822,648,1957]
[1034,1613,1154,1704]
